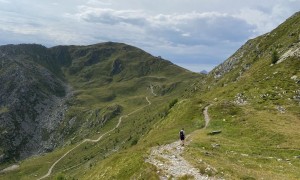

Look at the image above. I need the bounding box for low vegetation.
[1,12,300,180]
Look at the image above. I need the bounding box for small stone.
[211,144,220,148]
[205,152,211,156]
[291,75,297,80]
[208,130,222,135]
[205,167,211,172]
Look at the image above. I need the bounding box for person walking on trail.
[179,128,185,146]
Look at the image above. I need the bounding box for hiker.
[179,128,185,146]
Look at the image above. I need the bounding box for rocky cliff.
[0,44,70,161]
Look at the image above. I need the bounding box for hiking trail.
[146,104,213,179]
[38,97,151,180]
[204,104,212,128]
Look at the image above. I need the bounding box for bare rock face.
[277,42,300,64]
[0,44,70,161]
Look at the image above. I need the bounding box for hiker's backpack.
[180,130,184,138]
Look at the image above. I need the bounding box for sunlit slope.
[50,42,203,142]
[2,11,299,180]
[183,12,300,179]
[0,42,203,179]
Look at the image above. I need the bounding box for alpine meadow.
[0,10,300,180]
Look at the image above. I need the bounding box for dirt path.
[146,104,213,180]
[146,141,210,180]
[38,97,151,180]
[0,165,20,174]
[203,104,212,128]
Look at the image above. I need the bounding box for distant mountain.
[200,70,208,74]
[0,42,202,162]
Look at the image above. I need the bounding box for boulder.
[208,130,222,135]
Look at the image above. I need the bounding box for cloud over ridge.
[0,0,299,71]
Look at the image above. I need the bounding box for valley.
[0,12,300,180]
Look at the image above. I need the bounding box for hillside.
[0,12,299,180]
[0,42,202,168]
[182,12,300,179]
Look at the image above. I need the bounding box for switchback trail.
[146,104,213,179]
[38,97,151,180]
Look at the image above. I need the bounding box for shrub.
[55,173,67,180]
[271,50,279,64]
[169,99,178,109]
[131,138,138,146]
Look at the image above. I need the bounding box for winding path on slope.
[38,97,151,180]
[203,104,212,128]
[146,104,213,180]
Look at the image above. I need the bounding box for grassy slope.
[1,12,299,180]
[50,14,300,180]
[183,12,300,180]
[0,43,203,179]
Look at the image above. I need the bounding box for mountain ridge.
[0,11,300,180]
[0,42,201,163]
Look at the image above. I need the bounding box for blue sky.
[0,0,299,72]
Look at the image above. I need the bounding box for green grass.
[0,106,9,114]
[0,97,197,179]
[0,42,201,179]
[179,12,300,179]
[1,12,300,180]
[183,103,300,179]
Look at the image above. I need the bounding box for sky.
[0,0,299,72]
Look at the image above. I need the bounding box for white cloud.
[72,6,147,26]
[69,7,254,45]
[87,0,112,6]
[0,0,9,3]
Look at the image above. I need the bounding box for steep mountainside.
[0,44,67,161]
[0,42,201,164]
[182,12,300,179]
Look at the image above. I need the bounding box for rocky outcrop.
[277,42,300,64]
[110,58,123,76]
[0,45,71,161]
